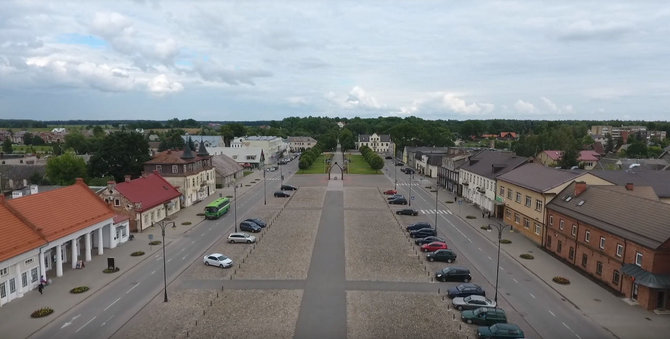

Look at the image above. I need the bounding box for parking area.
[116,177,477,338]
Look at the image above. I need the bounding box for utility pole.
[434,188,438,236]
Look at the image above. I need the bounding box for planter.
[131,251,145,256]
[70,286,89,294]
[481,225,491,230]
[466,215,476,219]
[31,307,54,318]
[553,276,570,285]
[149,240,161,245]
[182,222,192,225]
[103,267,120,273]
[519,253,534,260]
[500,239,512,244]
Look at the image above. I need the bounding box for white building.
[356,133,393,153]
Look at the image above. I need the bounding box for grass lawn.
[346,154,381,174]
[11,145,53,154]
[297,154,331,174]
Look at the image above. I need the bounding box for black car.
[406,222,432,232]
[385,156,393,159]
[435,266,471,282]
[415,236,446,245]
[410,228,437,238]
[274,191,290,197]
[281,184,298,191]
[244,218,266,228]
[239,221,262,233]
[447,283,485,298]
[388,197,408,205]
[396,208,418,216]
[387,194,404,200]
[395,162,404,166]
[427,249,457,263]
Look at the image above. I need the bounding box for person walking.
[38,283,43,295]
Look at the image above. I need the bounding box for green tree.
[23,132,34,145]
[339,128,356,151]
[2,139,13,154]
[46,152,88,185]
[559,147,579,169]
[52,143,63,155]
[219,125,234,146]
[159,129,186,151]
[88,131,151,182]
[228,123,247,137]
[64,132,91,154]
[604,133,614,154]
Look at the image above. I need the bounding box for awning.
[621,264,670,289]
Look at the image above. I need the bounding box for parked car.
[415,236,446,245]
[281,184,298,191]
[477,323,524,339]
[410,228,436,238]
[395,161,404,166]
[435,266,471,282]
[421,241,447,252]
[274,191,290,198]
[452,295,496,311]
[426,249,457,262]
[406,222,432,232]
[461,307,507,326]
[239,220,262,233]
[266,166,278,171]
[203,253,233,268]
[385,156,393,159]
[396,208,418,216]
[447,283,485,298]
[383,189,398,195]
[228,232,256,244]
[244,218,266,228]
[388,197,408,205]
[404,167,415,174]
[387,194,404,200]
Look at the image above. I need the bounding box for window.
[546,235,552,248]
[582,254,588,267]
[616,244,623,257]
[557,240,562,253]
[172,165,178,174]
[499,186,504,195]
[596,261,603,275]
[535,223,541,235]
[505,209,511,219]
[514,213,520,224]
[0,282,5,298]
[599,237,606,250]
[612,270,620,284]
[523,218,530,229]
[535,200,543,211]
[549,216,553,226]
[114,199,120,207]
[559,220,564,230]
[22,272,27,287]
[0,267,7,276]
[635,252,643,266]
[585,230,591,242]
[525,196,532,207]
[569,247,575,260]
[9,278,15,293]
[515,192,521,203]
[31,268,38,282]
[507,189,512,199]
[156,165,162,172]
[571,225,577,236]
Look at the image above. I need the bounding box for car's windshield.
[216,255,228,261]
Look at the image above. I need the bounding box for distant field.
[297,154,331,174]
[346,154,380,174]
[11,145,52,154]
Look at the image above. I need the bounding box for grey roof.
[459,150,528,179]
[597,157,670,171]
[547,183,670,249]
[497,163,585,192]
[406,146,450,154]
[211,154,243,176]
[181,135,225,147]
[428,155,442,166]
[287,136,317,143]
[358,134,391,142]
[589,169,670,198]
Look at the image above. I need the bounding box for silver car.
[452,295,496,311]
[203,253,233,268]
[228,232,256,244]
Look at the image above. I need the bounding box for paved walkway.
[418,174,670,339]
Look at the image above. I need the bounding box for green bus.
[204,198,231,219]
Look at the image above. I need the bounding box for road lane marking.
[101,315,113,327]
[548,310,556,317]
[182,256,186,260]
[61,314,81,329]
[75,316,96,333]
[167,258,172,263]
[529,293,536,299]
[151,270,156,275]
[126,282,140,294]
[512,278,519,283]
[487,256,492,260]
[478,247,482,251]
[104,297,121,311]
[500,266,504,271]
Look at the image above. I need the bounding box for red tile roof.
[145,149,209,164]
[0,198,47,262]
[7,179,114,242]
[543,150,564,161]
[578,150,600,162]
[115,172,181,212]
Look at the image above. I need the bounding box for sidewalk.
[421,175,670,339]
[0,169,268,339]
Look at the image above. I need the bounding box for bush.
[500,239,512,244]
[103,267,120,273]
[196,213,205,217]
[31,307,54,318]
[519,253,534,259]
[553,276,570,285]
[131,251,145,256]
[70,286,89,294]
[466,215,476,219]
[481,225,491,230]
[149,240,161,245]
[182,221,192,225]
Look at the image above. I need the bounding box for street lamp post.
[263,163,267,205]
[408,172,414,207]
[234,184,238,232]
[491,222,509,304]
[157,220,174,302]
[434,187,438,236]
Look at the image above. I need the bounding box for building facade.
[356,133,392,153]
[287,136,317,152]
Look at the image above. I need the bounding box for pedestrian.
[38,283,43,295]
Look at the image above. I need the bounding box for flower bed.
[553,276,570,284]
[103,267,120,273]
[131,251,145,256]
[149,240,161,245]
[31,307,54,318]
[70,286,89,294]
[182,222,192,225]
[500,239,512,244]
[519,253,534,260]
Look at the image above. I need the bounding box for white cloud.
[147,74,183,94]
[344,86,381,109]
[441,93,494,115]
[541,96,575,115]
[514,99,536,114]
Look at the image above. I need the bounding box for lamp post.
[408,172,414,207]
[157,220,174,302]
[263,162,267,205]
[234,183,238,232]
[490,222,509,304]
[394,144,397,191]
[434,187,438,236]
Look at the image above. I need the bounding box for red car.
[421,241,448,252]
[383,189,398,195]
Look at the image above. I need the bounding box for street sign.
[411,196,415,200]
[148,234,154,241]
[458,199,463,205]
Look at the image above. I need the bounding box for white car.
[228,232,256,244]
[203,253,233,268]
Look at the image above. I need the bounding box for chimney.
[625,182,634,191]
[574,181,587,196]
[124,175,131,182]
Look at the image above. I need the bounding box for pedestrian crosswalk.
[419,209,452,215]
[395,182,420,186]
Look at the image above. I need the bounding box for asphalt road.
[30,163,294,339]
[385,159,612,339]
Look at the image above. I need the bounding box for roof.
[547,183,670,249]
[287,136,317,143]
[589,169,670,198]
[181,135,225,147]
[542,150,563,161]
[358,133,391,142]
[497,163,585,192]
[211,154,244,176]
[6,179,114,242]
[578,150,600,162]
[621,264,670,289]
[145,149,209,165]
[459,150,528,179]
[114,173,181,212]
[0,199,47,262]
[206,146,264,163]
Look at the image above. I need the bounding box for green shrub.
[466,215,476,219]
[500,239,512,244]
[31,307,54,318]
[553,276,570,284]
[131,251,145,256]
[481,225,491,230]
[103,267,120,273]
[70,286,89,294]
[182,221,191,225]
[149,240,161,245]
[519,253,534,259]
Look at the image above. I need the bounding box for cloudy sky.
[1,1,669,121]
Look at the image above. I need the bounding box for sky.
[0,0,669,122]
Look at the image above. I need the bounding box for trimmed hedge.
[519,253,534,260]
[131,251,145,256]
[70,286,89,294]
[103,267,120,273]
[553,276,570,285]
[149,240,161,245]
[31,307,54,318]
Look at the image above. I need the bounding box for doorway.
[657,291,665,309]
[632,283,639,301]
